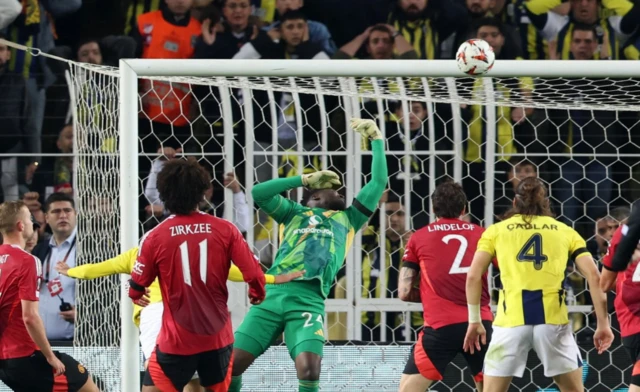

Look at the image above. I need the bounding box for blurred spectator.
[125,0,166,35]
[387,0,467,59]
[550,24,623,234]
[4,0,81,174]
[53,124,73,195]
[460,18,534,224]
[25,228,38,253]
[447,0,522,59]
[235,10,329,59]
[195,0,262,59]
[495,159,538,216]
[0,34,36,202]
[263,0,336,55]
[133,0,202,155]
[525,0,639,59]
[0,0,21,29]
[587,209,627,260]
[361,196,420,342]
[31,193,78,340]
[144,149,250,233]
[333,24,417,59]
[384,101,431,229]
[22,191,47,246]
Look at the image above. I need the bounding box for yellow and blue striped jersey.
[477,215,590,327]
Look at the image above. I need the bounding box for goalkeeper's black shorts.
[0,350,90,392]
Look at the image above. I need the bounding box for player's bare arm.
[398,263,421,303]
[600,268,617,292]
[21,300,65,375]
[463,251,492,355]
[574,254,614,354]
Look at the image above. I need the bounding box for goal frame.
[118,59,636,392]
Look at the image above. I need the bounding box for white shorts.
[139,302,164,361]
[483,324,583,378]
[139,302,199,380]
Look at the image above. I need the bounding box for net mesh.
[62,59,640,391]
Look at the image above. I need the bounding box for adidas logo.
[314,329,324,337]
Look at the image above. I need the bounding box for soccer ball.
[456,39,495,76]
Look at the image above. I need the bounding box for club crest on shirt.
[309,216,323,226]
[78,364,86,374]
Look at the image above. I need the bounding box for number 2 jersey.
[602,224,640,337]
[477,215,589,327]
[402,218,492,329]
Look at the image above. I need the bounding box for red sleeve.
[401,236,420,269]
[19,255,41,301]
[228,224,266,302]
[603,226,623,271]
[131,232,159,289]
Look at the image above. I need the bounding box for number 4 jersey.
[402,218,492,329]
[477,215,590,328]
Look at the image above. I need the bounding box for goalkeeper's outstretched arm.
[252,176,305,223]
[352,119,388,214]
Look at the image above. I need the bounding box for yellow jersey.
[67,247,275,326]
[477,215,590,327]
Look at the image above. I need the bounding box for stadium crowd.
[1,0,640,350]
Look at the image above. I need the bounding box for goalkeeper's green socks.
[229,375,242,392]
[299,380,319,392]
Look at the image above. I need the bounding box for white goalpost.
[110,58,640,392]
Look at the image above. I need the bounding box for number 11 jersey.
[477,215,590,328]
[402,218,492,329]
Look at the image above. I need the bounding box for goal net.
[28,56,640,391]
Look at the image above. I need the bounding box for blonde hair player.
[464,177,614,392]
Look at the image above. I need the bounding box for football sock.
[299,380,319,392]
[229,375,242,392]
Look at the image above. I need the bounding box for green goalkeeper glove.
[301,171,341,189]
[350,118,383,150]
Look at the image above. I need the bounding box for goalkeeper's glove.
[301,170,341,189]
[350,118,383,150]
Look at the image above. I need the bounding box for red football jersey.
[402,218,493,329]
[0,244,42,359]
[132,212,266,355]
[602,225,640,337]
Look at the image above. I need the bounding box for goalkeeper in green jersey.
[229,119,388,392]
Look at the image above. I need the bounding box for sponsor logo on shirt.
[293,215,334,237]
[132,261,145,275]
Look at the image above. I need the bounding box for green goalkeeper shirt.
[252,139,388,298]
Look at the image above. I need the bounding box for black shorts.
[0,350,89,392]
[623,333,640,371]
[144,344,233,391]
[403,321,492,381]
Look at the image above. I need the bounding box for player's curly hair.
[157,159,210,215]
[502,177,554,223]
[431,181,467,219]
